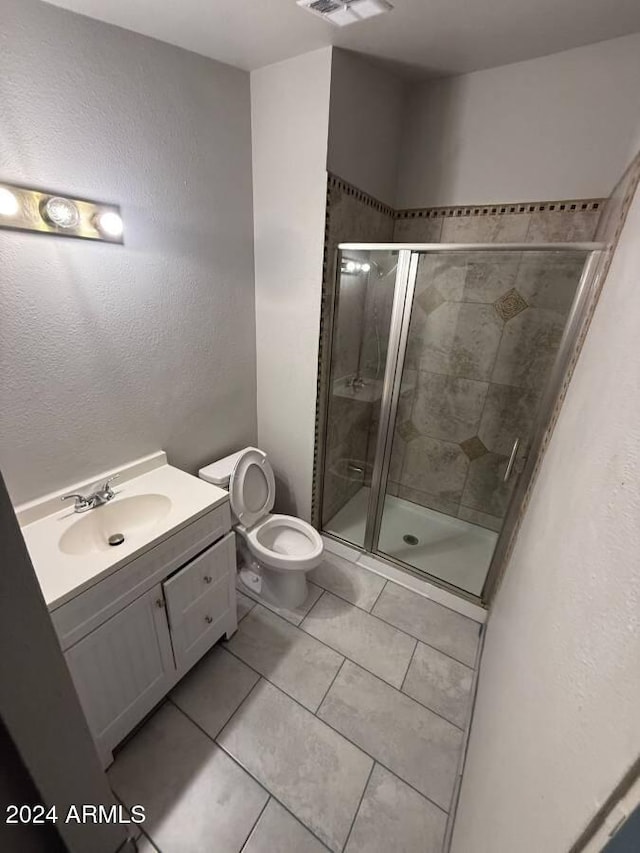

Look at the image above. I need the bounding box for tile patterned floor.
[109,551,482,853]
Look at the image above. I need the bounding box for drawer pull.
[203,575,212,584]
[205,615,213,624]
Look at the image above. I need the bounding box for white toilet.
[199,447,324,609]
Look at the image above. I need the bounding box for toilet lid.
[229,448,275,528]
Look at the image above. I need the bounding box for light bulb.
[43,196,80,229]
[345,260,357,274]
[360,262,371,273]
[0,187,19,217]
[95,211,123,238]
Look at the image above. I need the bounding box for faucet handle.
[100,474,119,498]
[61,493,90,511]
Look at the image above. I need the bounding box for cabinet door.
[164,532,237,675]
[65,584,175,766]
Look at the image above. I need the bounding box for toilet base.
[239,563,309,610]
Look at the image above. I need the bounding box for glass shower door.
[374,248,589,596]
[320,248,400,547]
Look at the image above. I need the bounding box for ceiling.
[44,0,640,78]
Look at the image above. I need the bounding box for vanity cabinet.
[65,584,175,765]
[54,503,237,767]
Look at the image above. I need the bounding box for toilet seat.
[229,448,275,527]
[244,514,324,572]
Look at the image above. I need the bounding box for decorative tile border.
[327,173,395,218]
[311,179,335,528]
[396,199,602,220]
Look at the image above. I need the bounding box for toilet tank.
[199,448,249,487]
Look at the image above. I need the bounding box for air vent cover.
[297,0,393,27]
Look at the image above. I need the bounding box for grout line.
[137,829,162,853]
[298,588,326,629]
[399,637,418,693]
[369,578,387,613]
[238,796,271,853]
[316,657,346,713]
[221,644,461,807]
[341,761,375,853]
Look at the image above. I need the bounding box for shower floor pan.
[324,487,496,597]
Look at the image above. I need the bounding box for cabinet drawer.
[52,502,231,650]
[163,532,235,628]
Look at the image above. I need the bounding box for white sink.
[58,494,172,556]
[16,452,230,610]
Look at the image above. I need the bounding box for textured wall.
[450,176,640,852]
[396,32,640,209]
[251,48,332,521]
[0,0,256,505]
[327,50,406,208]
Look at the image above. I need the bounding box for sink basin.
[59,494,172,556]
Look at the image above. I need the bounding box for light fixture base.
[296,0,393,27]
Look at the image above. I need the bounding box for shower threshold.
[324,487,497,597]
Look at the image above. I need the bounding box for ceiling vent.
[297,0,393,27]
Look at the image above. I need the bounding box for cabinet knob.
[205,615,213,624]
[203,575,212,584]
[156,598,165,609]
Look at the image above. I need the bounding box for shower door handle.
[503,438,520,483]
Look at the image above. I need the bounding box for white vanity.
[16,452,237,767]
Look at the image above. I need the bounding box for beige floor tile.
[318,661,463,811]
[225,604,343,711]
[403,642,473,728]
[171,645,259,739]
[345,764,447,853]
[217,680,372,853]
[302,592,415,688]
[373,582,480,666]
[109,703,267,853]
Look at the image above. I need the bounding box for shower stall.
[317,242,604,603]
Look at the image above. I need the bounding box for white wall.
[328,50,406,207]
[451,179,640,852]
[397,33,640,208]
[251,48,332,519]
[0,0,256,505]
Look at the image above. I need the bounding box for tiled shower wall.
[314,174,604,530]
[386,250,589,530]
[319,176,395,524]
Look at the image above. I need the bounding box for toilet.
[199,447,324,609]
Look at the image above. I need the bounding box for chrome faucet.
[61,475,119,513]
[346,375,366,392]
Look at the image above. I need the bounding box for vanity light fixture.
[0,186,20,217]
[94,210,124,238]
[0,181,123,243]
[42,196,80,229]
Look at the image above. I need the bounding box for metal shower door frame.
[331,241,606,607]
